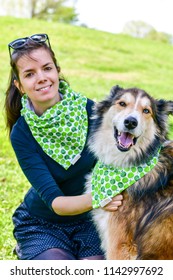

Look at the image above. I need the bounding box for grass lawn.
[0,16,173,259]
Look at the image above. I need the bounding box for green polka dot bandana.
[21,81,88,170]
[91,149,161,208]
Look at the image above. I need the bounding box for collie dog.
[86,85,173,259]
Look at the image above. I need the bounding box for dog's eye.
[119,101,126,107]
[143,108,150,114]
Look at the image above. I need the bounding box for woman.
[5,34,123,260]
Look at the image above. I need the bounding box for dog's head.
[90,85,173,159]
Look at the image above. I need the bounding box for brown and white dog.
[86,85,173,259]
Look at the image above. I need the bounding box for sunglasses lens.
[8,34,50,56]
[10,38,27,49]
[31,34,47,43]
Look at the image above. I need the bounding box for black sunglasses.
[8,33,51,59]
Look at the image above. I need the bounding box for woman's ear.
[14,79,24,95]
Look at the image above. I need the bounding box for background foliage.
[0,16,173,260]
[31,0,78,23]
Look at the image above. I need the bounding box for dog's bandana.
[21,80,88,170]
[91,149,160,208]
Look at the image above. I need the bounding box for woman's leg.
[32,248,76,260]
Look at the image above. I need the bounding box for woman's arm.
[52,194,123,216]
[52,193,92,216]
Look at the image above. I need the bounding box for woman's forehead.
[16,48,53,69]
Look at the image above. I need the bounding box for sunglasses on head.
[8,33,51,59]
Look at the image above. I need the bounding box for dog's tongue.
[118,132,134,148]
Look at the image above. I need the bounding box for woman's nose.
[37,71,47,82]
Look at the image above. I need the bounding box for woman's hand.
[103,194,123,212]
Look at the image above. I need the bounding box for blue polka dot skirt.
[12,202,104,260]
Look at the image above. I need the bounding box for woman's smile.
[36,84,52,93]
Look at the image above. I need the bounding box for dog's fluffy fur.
[86,85,173,260]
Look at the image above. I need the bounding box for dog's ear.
[155,99,173,137]
[110,85,123,98]
[94,99,112,116]
[93,85,124,117]
[95,85,123,115]
[157,99,173,115]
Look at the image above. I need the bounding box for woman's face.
[14,48,60,115]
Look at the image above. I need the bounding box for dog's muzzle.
[114,116,138,152]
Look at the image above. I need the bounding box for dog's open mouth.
[114,128,137,151]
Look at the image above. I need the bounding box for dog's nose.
[124,117,138,129]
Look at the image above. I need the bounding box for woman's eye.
[119,101,126,107]
[44,66,52,71]
[25,72,33,78]
[143,108,150,114]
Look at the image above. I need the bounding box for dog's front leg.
[106,213,137,260]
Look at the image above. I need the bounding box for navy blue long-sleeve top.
[10,98,96,223]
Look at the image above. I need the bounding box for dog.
[85,85,173,260]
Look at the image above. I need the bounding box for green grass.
[0,16,173,259]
